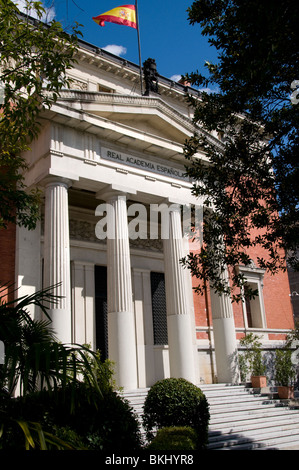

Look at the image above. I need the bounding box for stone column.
[43,178,72,344]
[103,191,138,390]
[163,205,197,384]
[210,269,240,384]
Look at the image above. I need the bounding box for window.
[237,262,266,329]
[94,265,108,359]
[98,84,114,93]
[244,281,264,328]
[150,272,168,345]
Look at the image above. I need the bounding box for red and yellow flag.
[92,5,137,29]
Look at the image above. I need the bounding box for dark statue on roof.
[143,58,159,96]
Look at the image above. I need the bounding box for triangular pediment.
[96,113,187,143]
[45,91,224,164]
[64,93,196,145]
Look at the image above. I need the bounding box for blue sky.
[20,0,219,86]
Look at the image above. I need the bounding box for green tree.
[0,284,100,400]
[183,0,299,299]
[0,284,103,449]
[0,0,80,229]
[0,285,142,451]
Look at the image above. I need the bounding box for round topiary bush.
[147,426,199,451]
[142,378,210,449]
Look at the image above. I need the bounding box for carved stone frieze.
[129,237,163,252]
[68,216,163,252]
[69,218,103,243]
[69,78,88,91]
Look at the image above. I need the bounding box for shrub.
[142,378,210,449]
[274,349,296,386]
[147,426,199,451]
[0,382,142,451]
[239,333,266,381]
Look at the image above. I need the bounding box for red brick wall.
[190,242,294,335]
[0,223,16,303]
[263,269,294,338]
[192,275,212,340]
[240,240,294,335]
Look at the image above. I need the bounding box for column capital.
[42,176,73,190]
[96,184,137,202]
[163,196,191,208]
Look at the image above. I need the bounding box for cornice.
[56,90,193,129]
[74,40,200,101]
[53,90,224,152]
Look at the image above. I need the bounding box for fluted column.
[210,269,240,383]
[43,179,72,343]
[163,205,197,383]
[105,191,138,390]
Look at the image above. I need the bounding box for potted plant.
[274,349,296,399]
[251,348,267,388]
[239,333,267,388]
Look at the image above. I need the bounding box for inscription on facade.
[101,147,188,181]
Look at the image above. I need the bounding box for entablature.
[42,91,223,156]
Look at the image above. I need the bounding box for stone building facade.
[0,39,295,390]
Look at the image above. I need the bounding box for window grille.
[150,272,168,345]
[95,265,108,360]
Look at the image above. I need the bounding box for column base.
[213,317,240,384]
[108,310,138,390]
[49,308,72,344]
[167,313,198,385]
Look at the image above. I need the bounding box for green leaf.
[16,420,35,449]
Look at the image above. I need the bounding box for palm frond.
[0,285,103,401]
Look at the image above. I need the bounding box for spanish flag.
[92,5,137,29]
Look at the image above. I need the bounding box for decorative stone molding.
[49,90,223,152]
[69,77,88,91]
[68,214,163,252]
[130,237,163,252]
[69,218,103,244]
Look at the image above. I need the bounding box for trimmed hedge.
[147,426,199,451]
[142,378,210,449]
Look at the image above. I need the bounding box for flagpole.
[135,0,143,95]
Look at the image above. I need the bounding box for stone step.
[209,401,287,417]
[210,406,298,426]
[208,422,299,450]
[210,413,299,435]
[207,395,274,406]
[206,386,299,450]
[208,430,299,450]
[122,384,299,450]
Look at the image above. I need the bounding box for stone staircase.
[122,384,299,450]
